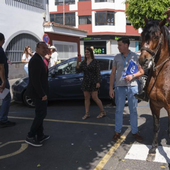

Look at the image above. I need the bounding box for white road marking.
[125,144,170,163]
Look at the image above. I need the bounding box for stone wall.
[8,62,27,79]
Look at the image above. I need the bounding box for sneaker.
[132,133,143,142]
[38,135,50,143]
[112,132,121,141]
[134,91,149,102]
[25,136,43,147]
[0,121,16,128]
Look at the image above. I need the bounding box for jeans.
[115,86,138,134]
[24,65,28,75]
[0,79,11,122]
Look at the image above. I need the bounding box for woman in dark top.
[76,47,106,120]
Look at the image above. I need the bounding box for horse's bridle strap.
[141,47,155,56]
[141,33,163,59]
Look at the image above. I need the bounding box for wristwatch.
[132,74,135,79]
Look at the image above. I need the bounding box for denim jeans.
[115,86,138,134]
[0,79,11,122]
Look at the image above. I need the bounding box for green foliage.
[125,0,170,29]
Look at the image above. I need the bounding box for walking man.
[25,42,50,147]
[0,33,16,128]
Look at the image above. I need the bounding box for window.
[14,0,45,9]
[97,59,110,71]
[126,18,132,26]
[95,0,114,2]
[95,11,115,25]
[54,60,77,75]
[5,34,38,62]
[55,0,75,5]
[79,16,91,25]
[50,13,75,26]
[52,41,77,60]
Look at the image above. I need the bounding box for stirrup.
[82,113,90,120]
[97,111,106,119]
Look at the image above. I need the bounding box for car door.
[97,58,112,99]
[48,58,84,100]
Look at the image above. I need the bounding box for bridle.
[140,33,167,71]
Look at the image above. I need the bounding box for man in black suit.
[25,42,50,147]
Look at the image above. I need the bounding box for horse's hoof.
[146,153,155,161]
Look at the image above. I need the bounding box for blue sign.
[43,34,50,43]
[122,60,139,78]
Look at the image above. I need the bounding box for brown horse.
[139,19,170,161]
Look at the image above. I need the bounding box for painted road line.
[94,136,126,170]
[0,140,28,160]
[8,116,130,128]
[125,144,170,163]
[94,128,131,170]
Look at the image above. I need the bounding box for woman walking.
[76,47,106,120]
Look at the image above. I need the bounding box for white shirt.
[50,51,58,67]
[22,54,32,67]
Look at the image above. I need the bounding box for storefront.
[81,35,140,55]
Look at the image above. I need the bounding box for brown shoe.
[132,133,143,142]
[112,132,121,141]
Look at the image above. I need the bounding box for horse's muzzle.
[139,58,152,70]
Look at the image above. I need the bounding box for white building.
[0,0,49,61]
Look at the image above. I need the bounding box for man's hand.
[124,74,133,83]
[109,88,114,99]
[42,95,47,101]
[0,82,6,92]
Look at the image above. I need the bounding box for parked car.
[12,55,114,107]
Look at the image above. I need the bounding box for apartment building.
[49,0,141,55]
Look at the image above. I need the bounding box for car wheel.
[23,91,35,108]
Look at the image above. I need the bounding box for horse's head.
[139,19,168,69]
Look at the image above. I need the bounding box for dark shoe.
[38,135,50,143]
[134,91,149,102]
[0,121,16,128]
[132,133,143,142]
[112,132,121,141]
[25,136,43,147]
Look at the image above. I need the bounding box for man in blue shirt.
[0,33,15,128]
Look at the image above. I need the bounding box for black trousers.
[28,98,47,138]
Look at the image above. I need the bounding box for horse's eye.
[154,36,159,40]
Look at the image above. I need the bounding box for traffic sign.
[43,33,50,44]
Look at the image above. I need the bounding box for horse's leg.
[147,101,160,161]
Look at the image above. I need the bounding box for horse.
[138,19,170,161]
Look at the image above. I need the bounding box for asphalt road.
[0,100,170,170]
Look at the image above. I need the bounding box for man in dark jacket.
[25,42,49,147]
[0,33,15,128]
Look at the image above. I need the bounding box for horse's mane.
[142,19,170,56]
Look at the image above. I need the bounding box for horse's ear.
[159,18,166,27]
[144,16,148,24]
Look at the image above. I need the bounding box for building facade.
[49,0,141,55]
[0,0,49,61]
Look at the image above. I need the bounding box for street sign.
[43,33,50,44]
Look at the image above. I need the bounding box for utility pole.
[63,0,65,25]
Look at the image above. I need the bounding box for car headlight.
[14,79,24,86]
